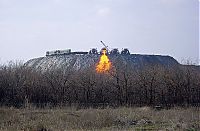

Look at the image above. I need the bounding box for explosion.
[96,49,111,73]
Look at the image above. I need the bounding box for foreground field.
[0,107,199,131]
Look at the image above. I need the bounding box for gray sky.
[0,0,199,64]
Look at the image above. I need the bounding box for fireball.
[96,49,111,73]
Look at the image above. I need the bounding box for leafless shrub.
[0,61,199,108]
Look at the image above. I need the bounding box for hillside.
[25,54,180,71]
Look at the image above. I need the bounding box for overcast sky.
[0,0,199,64]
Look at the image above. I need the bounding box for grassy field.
[0,106,199,131]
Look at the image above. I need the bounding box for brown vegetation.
[0,61,199,108]
[0,107,199,131]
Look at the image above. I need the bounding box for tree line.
[0,61,199,108]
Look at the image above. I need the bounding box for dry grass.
[0,106,199,131]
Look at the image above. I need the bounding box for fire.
[96,49,111,73]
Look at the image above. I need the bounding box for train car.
[70,52,88,55]
[89,48,98,54]
[59,49,71,55]
[46,49,71,56]
[46,50,56,56]
[121,48,130,55]
[110,48,120,55]
[100,48,109,55]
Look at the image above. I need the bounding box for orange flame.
[96,49,111,73]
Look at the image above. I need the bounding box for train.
[46,48,130,56]
[46,41,131,56]
[46,49,89,56]
[46,49,71,56]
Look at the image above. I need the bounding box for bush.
[0,61,199,108]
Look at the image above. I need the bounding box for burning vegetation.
[96,49,112,73]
